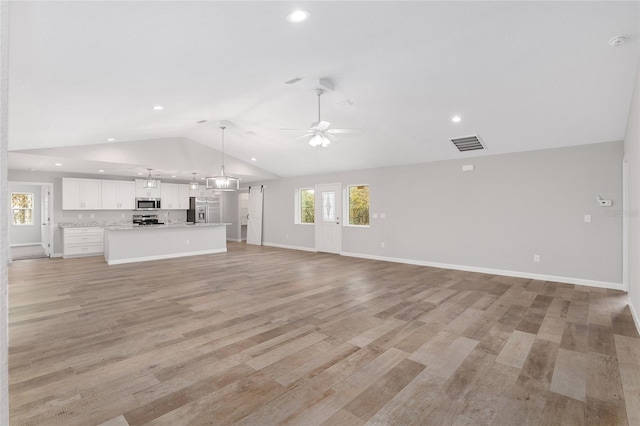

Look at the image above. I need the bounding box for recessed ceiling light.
[171,175,176,178]
[200,177,205,180]
[287,10,310,23]
[107,138,115,142]
[54,163,62,166]
[98,169,105,173]
[137,172,144,175]
[452,116,462,123]
[251,157,257,162]
[153,105,164,110]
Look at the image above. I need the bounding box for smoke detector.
[609,36,627,47]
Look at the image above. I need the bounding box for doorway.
[314,183,342,254]
[8,182,53,261]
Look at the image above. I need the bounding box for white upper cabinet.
[178,184,190,209]
[161,183,190,210]
[62,178,102,210]
[135,179,162,198]
[101,180,135,210]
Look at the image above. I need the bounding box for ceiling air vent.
[450,135,485,152]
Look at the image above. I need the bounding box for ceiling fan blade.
[324,133,338,142]
[314,121,331,131]
[280,128,313,132]
[327,128,362,134]
[293,134,312,141]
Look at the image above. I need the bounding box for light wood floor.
[8,242,640,425]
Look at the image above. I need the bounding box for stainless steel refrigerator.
[187,197,221,223]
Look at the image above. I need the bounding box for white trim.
[263,242,317,252]
[629,296,640,334]
[227,238,242,242]
[623,158,629,292]
[340,251,623,290]
[106,248,227,265]
[50,252,63,258]
[9,243,42,247]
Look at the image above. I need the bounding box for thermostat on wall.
[596,196,612,207]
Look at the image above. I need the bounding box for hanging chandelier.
[142,168,157,188]
[206,126,240,191]
[189,173,199,190]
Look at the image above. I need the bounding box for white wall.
[255,141,623,287]
[8,183,41,245]
[624,60,640,327]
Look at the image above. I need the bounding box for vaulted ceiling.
[8,1,640,184]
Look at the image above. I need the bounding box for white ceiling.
[8,1,640,183]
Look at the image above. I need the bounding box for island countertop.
[104,223,231,230]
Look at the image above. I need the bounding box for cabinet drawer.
[63,244,104,256]
[65,234,104,244]
[64,227,103,235]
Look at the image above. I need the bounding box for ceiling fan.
[281,88,360,147]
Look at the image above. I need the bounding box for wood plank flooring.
[7,242,640,425]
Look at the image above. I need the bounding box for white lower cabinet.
[62,227,104,258]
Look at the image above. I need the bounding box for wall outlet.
[285,234,289,239]
[533,254,540,263]
[78,214,83,219]
[186,239,190,245]
[90,214,95,219]
[373,213,378,219]
[584,214,591,223]
[381,242,385,248]
[380,213,386,219]
[121,214,125,218]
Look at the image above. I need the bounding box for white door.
[315,183,342,254]
[247,186,263,245]
[40,184,52,257]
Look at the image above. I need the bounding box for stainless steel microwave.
[135,198,161,210]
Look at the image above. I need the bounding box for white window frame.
[295,187,315,225]
[11,192,35,226]
[344,184,370,228]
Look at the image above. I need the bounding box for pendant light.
[143,168,157,188]
[206,126,240,191]
[189,173,199,190]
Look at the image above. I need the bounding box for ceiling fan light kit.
[281,84,361,148]
[206,126,240,191]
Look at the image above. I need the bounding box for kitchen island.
[104,223,229,265]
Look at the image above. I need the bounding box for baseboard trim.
[340,252,623,290]
[9,243,42,247]
[629,296,640,334]
[106,248,227,265]
[50,253,63,258]
[263,242,317,252]
[227,238,243,242]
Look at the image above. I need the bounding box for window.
[12,192,34,226]
[348,185,370,226]
[298,188,315,224]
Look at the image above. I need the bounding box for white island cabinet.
[104,223,228,265]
